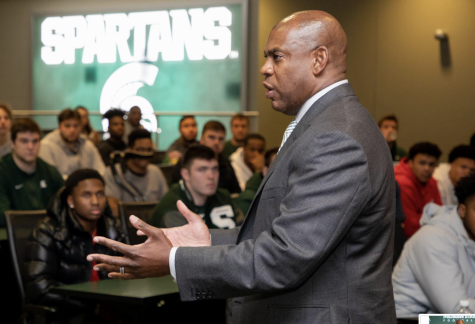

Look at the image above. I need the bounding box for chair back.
[159,163,176,187]
[5,210,48,302]
[118,202,158,245]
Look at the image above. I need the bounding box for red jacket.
[394,157,442,238]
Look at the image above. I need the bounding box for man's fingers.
[177,200,205,224]
[129,215,157,237]
[93,263,138,280]
[86,254,132,271]
[92,263,121,273]
[108,272,137,280]
[136,230,146,236]
[92,236,134,255]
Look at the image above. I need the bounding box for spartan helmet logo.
[100,62,158,132]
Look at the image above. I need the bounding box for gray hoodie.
[392,203,475,317]
[39,129,105,179]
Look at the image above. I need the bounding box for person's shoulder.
[31,215,58,241]
[407,222,457,257]
[40,130,58,144]
[103,165,115,180]
[83,138,99,150]
[0,153,12,169]
[36,157,63,176]
[154,185,181,212]
[433,163,450,180]
[146,163,161,173]
[214,188,233,202]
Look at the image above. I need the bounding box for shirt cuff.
[169,247,178,281]
[169,235,211,282]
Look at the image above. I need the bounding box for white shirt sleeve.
[169,247,178,280]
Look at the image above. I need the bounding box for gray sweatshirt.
[393,203,475,317]
[39,129,105,179]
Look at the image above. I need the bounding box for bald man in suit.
[89,10,397,324]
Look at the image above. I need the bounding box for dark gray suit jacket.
[175,84,397,323]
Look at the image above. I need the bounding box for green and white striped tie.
[279,119,297,152]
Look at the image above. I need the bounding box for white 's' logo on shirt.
[14,184,23,190]
[40,180,47,188]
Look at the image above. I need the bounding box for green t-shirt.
[0,154,64,227]
[222,140,240,159]
[151,181,242,229]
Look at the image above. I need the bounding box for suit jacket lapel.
[237,83,356,242]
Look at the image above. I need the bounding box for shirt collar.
[295,79,349,123]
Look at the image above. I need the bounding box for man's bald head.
[261,10,348,115]
[273,11,347,75]
[456,320,465,324]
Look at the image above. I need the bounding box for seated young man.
[230,133,266,191]
[164,115,198,164]
[152,145,241,229]
[395,142,442,237]
[392,174,475,317]
[172,120,241,194]
[378,114,407,162]
[96,109,126,165]
[433,145,475,205]
[25,169,125,312]
[104,129,168,217]
[0,118,64,227]
[39,108,105,178]
[235,147,278,215]
[222,114,250,158]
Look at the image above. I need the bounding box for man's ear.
[459,204,467,219]
[67,195,74,209]
[181,168,190,182]
[312,46,329,76]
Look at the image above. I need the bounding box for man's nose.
[260,59,273,76]
[91,195,99,205]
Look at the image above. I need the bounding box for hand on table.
[87,200,210,279]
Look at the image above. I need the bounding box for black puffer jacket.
[25,188,126,307]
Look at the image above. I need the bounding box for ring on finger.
[120,267,125,275]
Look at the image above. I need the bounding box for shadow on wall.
[439,38,451,70]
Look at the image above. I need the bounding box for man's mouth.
[263,82,274,98]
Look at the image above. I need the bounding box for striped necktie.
[278,119,297,152]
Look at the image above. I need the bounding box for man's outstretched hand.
[87,200,210,279]
[87,216,172,279]
[138,200,211,247]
